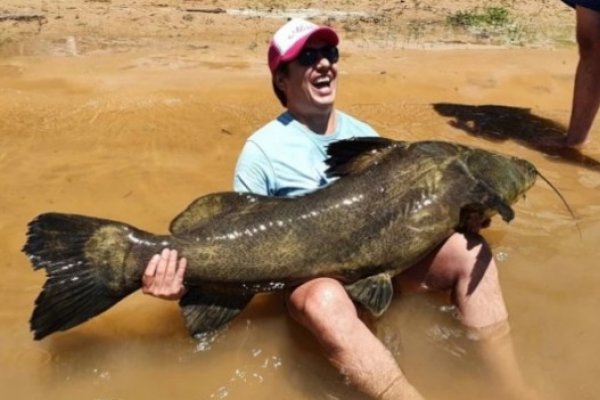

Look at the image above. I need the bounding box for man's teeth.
[313,77,331,87]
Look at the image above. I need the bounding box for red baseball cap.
[268,18,339,73]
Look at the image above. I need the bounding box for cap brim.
[280,27,339,64]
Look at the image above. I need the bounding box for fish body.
[23,138,538,340]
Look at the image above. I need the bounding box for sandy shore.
[1,0,576,58]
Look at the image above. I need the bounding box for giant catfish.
[23,137,539,340]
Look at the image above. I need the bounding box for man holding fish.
[142,18,526,400]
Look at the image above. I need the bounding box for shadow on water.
[432,103,600,171]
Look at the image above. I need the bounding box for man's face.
[278,37,338,115]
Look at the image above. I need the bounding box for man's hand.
[142,248,187,300]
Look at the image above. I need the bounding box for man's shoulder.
[245,112,298,147]
[247,117,283,142]
[336,110,379,137]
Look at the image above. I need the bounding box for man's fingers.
[155,248,170,281]
[175,257,187,281]
[176,257,188,297]
[164,249,178,281]
[142,254,161,292]
[144,254,160,277]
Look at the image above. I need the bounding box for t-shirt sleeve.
[233,140,275,196]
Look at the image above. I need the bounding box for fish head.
[466,151,538,204]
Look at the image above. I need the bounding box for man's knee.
[442,233,496,279]
[287,278,357,330]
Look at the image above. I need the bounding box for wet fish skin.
[23,138,538,340]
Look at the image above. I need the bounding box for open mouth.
[312,75,332,89]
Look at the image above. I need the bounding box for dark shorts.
[561,0,600,12]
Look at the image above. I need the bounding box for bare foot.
[538,135,588,149]
[564,136,589,149]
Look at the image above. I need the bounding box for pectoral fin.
[344,273,394,317]
[472,180,515,221]
[179,288,254,337]
[457,181,515,234]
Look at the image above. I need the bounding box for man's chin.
[312,95,335,108]
[309,87,335,102]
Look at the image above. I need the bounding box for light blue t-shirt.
[233,110,379,197]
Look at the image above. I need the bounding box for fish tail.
[23,213,141,340]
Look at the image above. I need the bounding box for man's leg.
[396,232,507,328]
[396,232,535,399]
[565,6,600,147]
[287,278,423,400]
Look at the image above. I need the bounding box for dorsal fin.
[170,192,262,236]
[325,137,407,178]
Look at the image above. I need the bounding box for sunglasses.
[296,46,339,67]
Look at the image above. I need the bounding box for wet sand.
[2,5,600,400]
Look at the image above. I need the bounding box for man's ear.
[274,71,286,92]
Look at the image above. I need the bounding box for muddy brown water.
[1,44,600,400]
